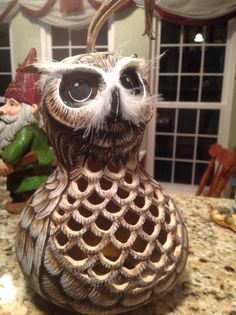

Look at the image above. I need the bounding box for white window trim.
[39,17,115,61]
[146,17,236,195]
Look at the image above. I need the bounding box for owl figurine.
[15,1,188,314]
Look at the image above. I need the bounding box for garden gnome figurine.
[0,48,55,213]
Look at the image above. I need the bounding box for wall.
[113,5,149,59]
[11,11,41,71]
[113,5,150,151]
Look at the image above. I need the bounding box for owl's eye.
[120,69,143,95]
[68,80,92,102]
[60,72,100,108]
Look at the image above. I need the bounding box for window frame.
[146,17,236,194]
[0,21,14,103]
[39,17,115,61]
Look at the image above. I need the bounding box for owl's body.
[16,52,188,314]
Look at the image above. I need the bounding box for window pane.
[161,21,180,44]
[52,27,69,46]
[174,162,192,184]
[0,75,12,95]
[199,109,219,135]
[201,76,222,102]
[0,24,10,47]
[180,76,199,101]
[160,47,179,73]
[96,22,108,45]
[176,136,194,159]
[197,137,217,160]
[0,50,11,72]
[53,49,69,61]
[183,25,203,43]
[156,108,175,132]
[95,47,107,52]
[159,76,177,101]
[71,29,87,46]
[72,48,87,55]
[177,109,197,133]
[154,160,172,182]
[204,47,225,73]
[182,47,201,73]
[194,162,213,185]
[205,22,227,44]
[155,135,173,158]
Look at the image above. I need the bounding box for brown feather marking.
[44,248,62,276]
[60,271,88,301]
[41,275,68,306]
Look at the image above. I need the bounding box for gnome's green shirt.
[2,125,54,194]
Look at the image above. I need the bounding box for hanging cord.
[86,0,155,53]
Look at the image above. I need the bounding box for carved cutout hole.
[68,195,76,204]
[141,269,155,278]
[142,219,155,235]
[172,239,179,255]
[67,217,83,231]
[158,228,168,245]
[92,263,110,276]
[123,254,139,270]
[150,249,161,262]
[114,226,130,243]
[58,208,65,216]
[78,206,92,218]
[95,215,113,231]
[86,156,103,172]
[67,245,86,261]
[165,211,171,224]
[149,204,159,217]
[106,199,121,213]
[77,176,88,192]
[132,236,147,253]
[83,230,101,247]
[107,160,122,173]
[102,244,121,262]
[113,274,128,285]
[100,177,113,190]
[134,194,145,208]
[56,232,69,246]
[124,172,133,184]
[88,191,104,205]
[139,182,145,190]
[117,187,130,199]
[124,209,140,225]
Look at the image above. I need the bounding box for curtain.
[1,0,236,27]
[134,0,236,25]
[0,0,98,28]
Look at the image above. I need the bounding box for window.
[147,19,236,193]
[51,22,109,61]
[0,23,12,103]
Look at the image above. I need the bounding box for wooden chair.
[196,143,236,197]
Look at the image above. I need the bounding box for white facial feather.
[80,57,154,132]
[34,56,156,131]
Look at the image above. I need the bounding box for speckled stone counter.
[0,184,235,314]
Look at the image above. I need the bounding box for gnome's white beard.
[0,103,43,155]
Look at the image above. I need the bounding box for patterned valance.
[0,0,236,28]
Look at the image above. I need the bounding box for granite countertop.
[0,180,235,315]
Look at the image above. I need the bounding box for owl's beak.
[110,88,121,122]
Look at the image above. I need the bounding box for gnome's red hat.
[4,48,41,105]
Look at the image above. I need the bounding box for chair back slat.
[196,143,236,197]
